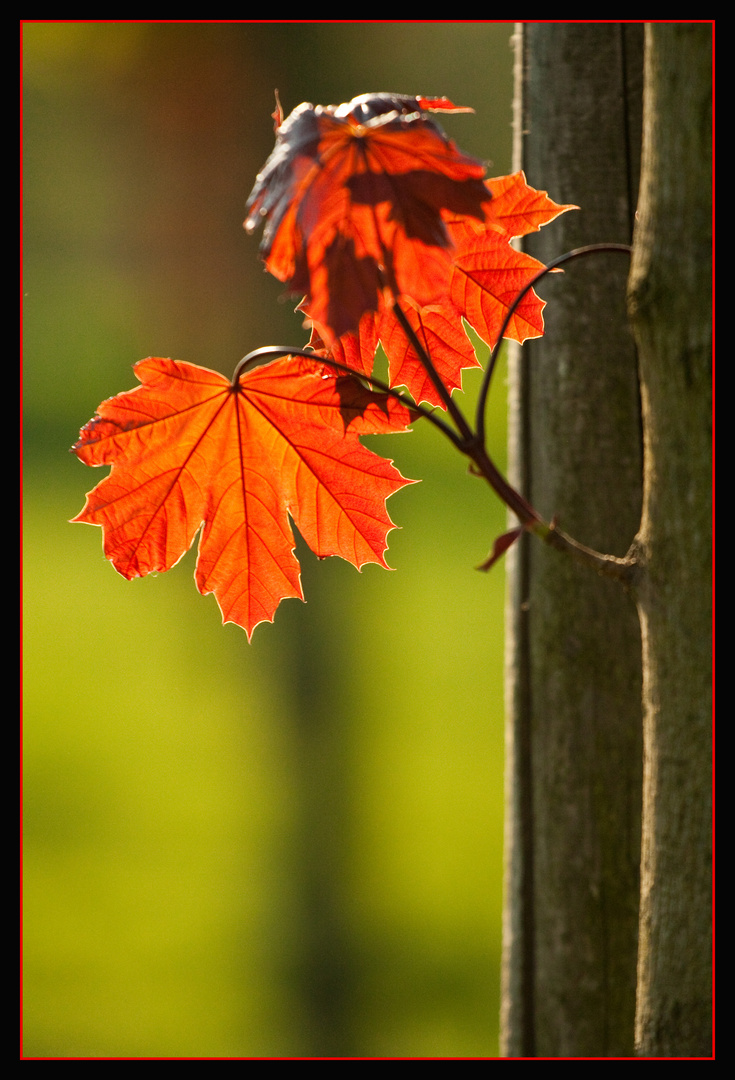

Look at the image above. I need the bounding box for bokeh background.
[23,22,515,1058]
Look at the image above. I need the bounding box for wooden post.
[502,23,645,1056]
[628,23,713,1057]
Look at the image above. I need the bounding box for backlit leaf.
[72,356,415,639]
[244,93,493,342]
[307,172,576,406]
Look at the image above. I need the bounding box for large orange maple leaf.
[72,355,415,639]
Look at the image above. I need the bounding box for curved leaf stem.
[475,243,632,444]
[231,346,466,448]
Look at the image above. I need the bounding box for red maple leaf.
[306,172,575,407]
[72,355,415,639]
[244,93,493,343]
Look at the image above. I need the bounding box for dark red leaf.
[244,93,493,342]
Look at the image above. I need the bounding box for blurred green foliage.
[23,21,514,1058]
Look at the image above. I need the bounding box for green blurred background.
[23,22,515,1058]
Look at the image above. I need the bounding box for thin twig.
[475,243,632,444]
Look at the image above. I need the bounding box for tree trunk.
[627,23,713,1057]
[502,23,645,1056]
